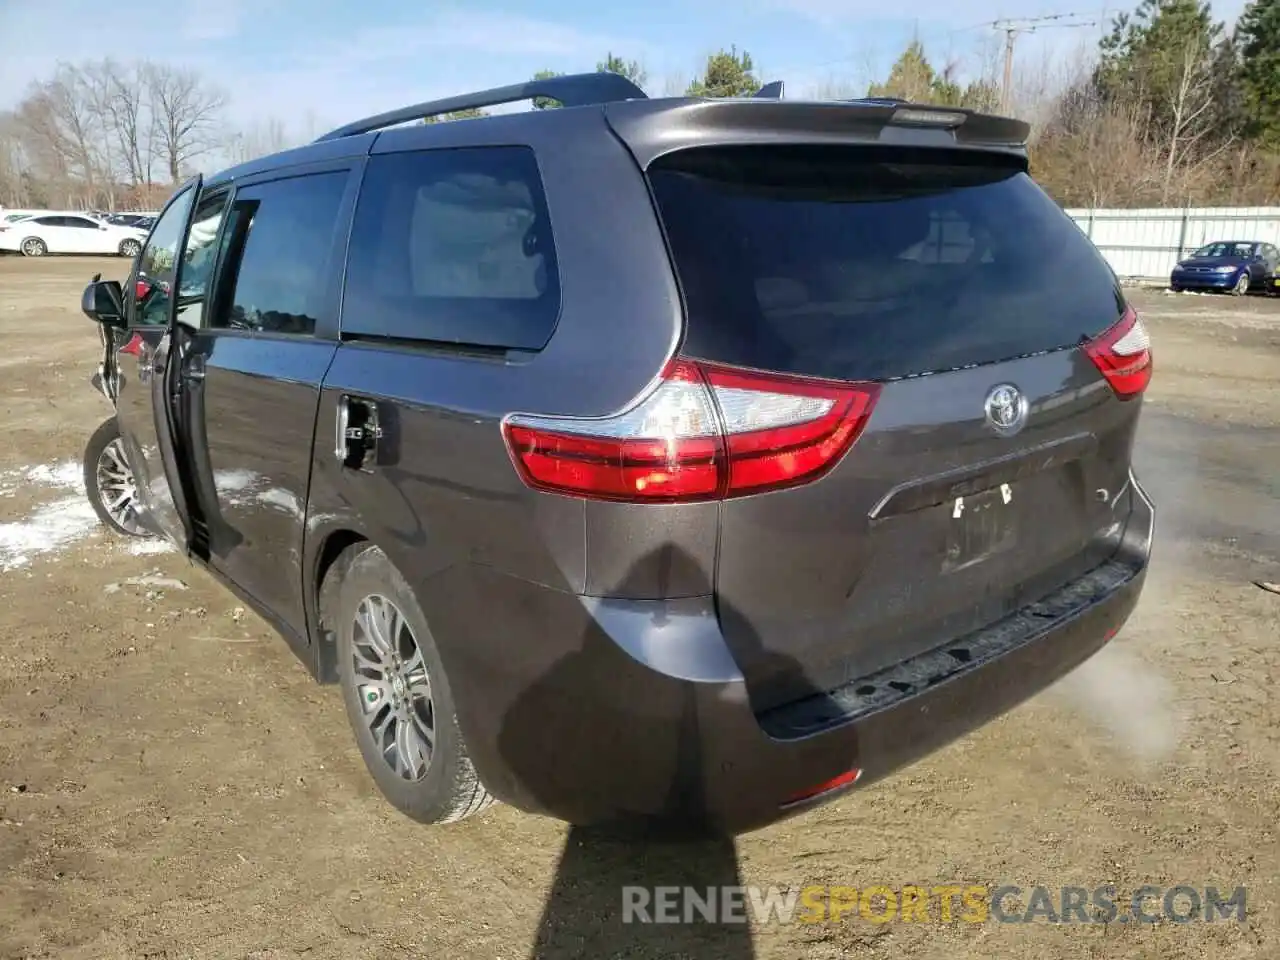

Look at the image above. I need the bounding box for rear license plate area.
[943,483,1017,573]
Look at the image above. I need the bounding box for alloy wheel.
[21,238,44,257]
[96,437,148,535]
[351,594,436,781]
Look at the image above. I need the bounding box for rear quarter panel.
[303,105,692,674]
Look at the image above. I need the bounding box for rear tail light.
[502,359,880,502]
[120,332,144,357]
[1084,305,1152,400]
[781,767,862,808]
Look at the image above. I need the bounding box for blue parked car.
[1170,240,1280,295]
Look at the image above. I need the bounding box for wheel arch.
[311,528,370,683]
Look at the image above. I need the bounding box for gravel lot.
[0,257,1277,960]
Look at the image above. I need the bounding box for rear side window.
[210,171,348,335]
[343,146,561,350]
[648,145,1124,382]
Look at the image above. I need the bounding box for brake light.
[1084,305,1152,400]
[502,359,881,502]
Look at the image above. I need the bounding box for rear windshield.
[647,145,1124,382]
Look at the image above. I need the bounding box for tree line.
[4,0,1279,212]
[0,61,228,211]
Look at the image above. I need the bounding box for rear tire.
[118,238,141,258]
[20,237,46,257]
[83,417,152,538]
[334,544,494,824]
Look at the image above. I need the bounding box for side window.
[66,217,98,229]
[207,171,347,336]
[173,190,230,329]
[343,146,561,351]
[32,216,59,227]
[131,185,197,327]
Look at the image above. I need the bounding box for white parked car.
[0,212,147,258]
[1,209,44,222]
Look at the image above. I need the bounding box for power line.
[991,12,1098,113]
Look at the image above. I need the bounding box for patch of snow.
[0,494,101,571]
[0,460,83,498]
[127,538,174,556]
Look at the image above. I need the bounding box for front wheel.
[1233,272,1250,295]
[83,417,152,537]
[334,544,495,824]
[118,238,142,258]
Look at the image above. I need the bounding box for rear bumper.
[428,473,1155,836]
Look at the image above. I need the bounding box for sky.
[0,0,1252,146]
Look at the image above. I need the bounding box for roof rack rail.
[314,72,649,142]
[753,80,785,99]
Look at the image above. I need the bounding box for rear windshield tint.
[647,145,1124,382]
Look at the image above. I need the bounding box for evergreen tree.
[597,53,647,90]
[686,47,759,98]
[865,41,996,109]
[867,41,939,102]
[1097,0,1221,129]
[530,69,566,110]
[1239,0,1280,144]
[421,108,487,124]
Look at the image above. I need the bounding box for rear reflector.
[1084,305,1152,400]
[781,767,862,807]
[503,359,881,502]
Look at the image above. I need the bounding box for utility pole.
[991,12,1097,114]
[1001,26,1018,114]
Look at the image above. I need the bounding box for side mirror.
[82,277,126,329]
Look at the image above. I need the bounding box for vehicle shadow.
[496,544,845,958]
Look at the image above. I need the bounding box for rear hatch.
[645,142,1148,711]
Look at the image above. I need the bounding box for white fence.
[1065,206,1280,282]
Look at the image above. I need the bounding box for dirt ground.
[0,256,1277,960]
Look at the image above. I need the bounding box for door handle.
[182,355,206,383]
[335,395,382,470]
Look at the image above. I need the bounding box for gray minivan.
[81,73,1154,835]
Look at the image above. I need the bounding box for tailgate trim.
[868,431,1097,521]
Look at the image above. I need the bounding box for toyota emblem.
[984,383,1029,436]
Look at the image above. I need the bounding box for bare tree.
[226,117,292,166]
[810,76,864,100]
[86,60,155,188]
[16,65,113,207]
[1159,38,1231,204]
[0,112,29,207]
[661,73,689,97]
[146,64,227,181]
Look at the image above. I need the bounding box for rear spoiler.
[603,98,1031,168]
